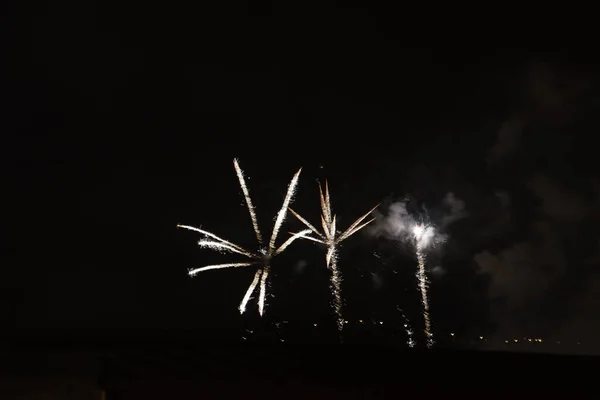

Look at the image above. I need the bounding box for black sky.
[4,2,600,352]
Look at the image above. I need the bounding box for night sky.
[4,2,600,353]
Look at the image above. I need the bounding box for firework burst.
[178,159,310,316]
[289,181,379,331]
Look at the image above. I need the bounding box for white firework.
[178,159,309,316]
[289,180,379,331]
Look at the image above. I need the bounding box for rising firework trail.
[289,181,379,331]
[178,159,310,316]
[411,223,436,348]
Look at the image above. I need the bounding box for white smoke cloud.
[474,219,567,338]
[440,192,468,227]
[368,192,466,247]
[474,171,600,339]
[431,265,445,278]
[486,62,594,166]
[486,117,524,165]
[371,272,384,290]
[368,201,415,243]
[293,259,308,274]
[413,224,437,249]
[526,173,593,222]
[478,61,598,333]
[495,191,510,208]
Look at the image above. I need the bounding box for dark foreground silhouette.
[0,335,594,399]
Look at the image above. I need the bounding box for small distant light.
[380,321,383,325]
[359,320,363,323]
[280,339,285,342]
[514,339,518,343]
[313,323,317,327]
[345,320,348,324]
[505,340,508,344]
[450,333,455,336]
[404,324,408,328]
[538,339,543,343]
[479,336,483,340]
[528,338,532,342]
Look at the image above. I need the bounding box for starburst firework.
[178,159,309,316]
[289,181,379,330]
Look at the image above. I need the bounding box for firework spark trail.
[288,209,323,238]
[239,270,262,314]
[339,204,379,242]
[179,159,303,316]
[234,158,263,246]
[328,251,344,331]
[289,181,378,331]
[177,225,248,253]
[369,201,448,347]
[397,307,416,348]
[319,182,332,225]
[258,265,271,316]
[197,240,256,258]
[275,229,313,255]
[188,262,258,276]
[325,245,336,272]
[416,247,433,347]
[269,168,302,252]
[413,224,435,348]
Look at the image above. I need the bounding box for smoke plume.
[368,192,467,245]
[476,59,600,344]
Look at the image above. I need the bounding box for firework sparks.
[239,270,262,315]
[398,307,416,348]
[197,240,255,258]
[234,159,263,246]
[369,199,448,347]
[289,180,379,331]
[188,262,258,276]
[275,230,313,255]
[412,223,436,348]
[178,159,303,316]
